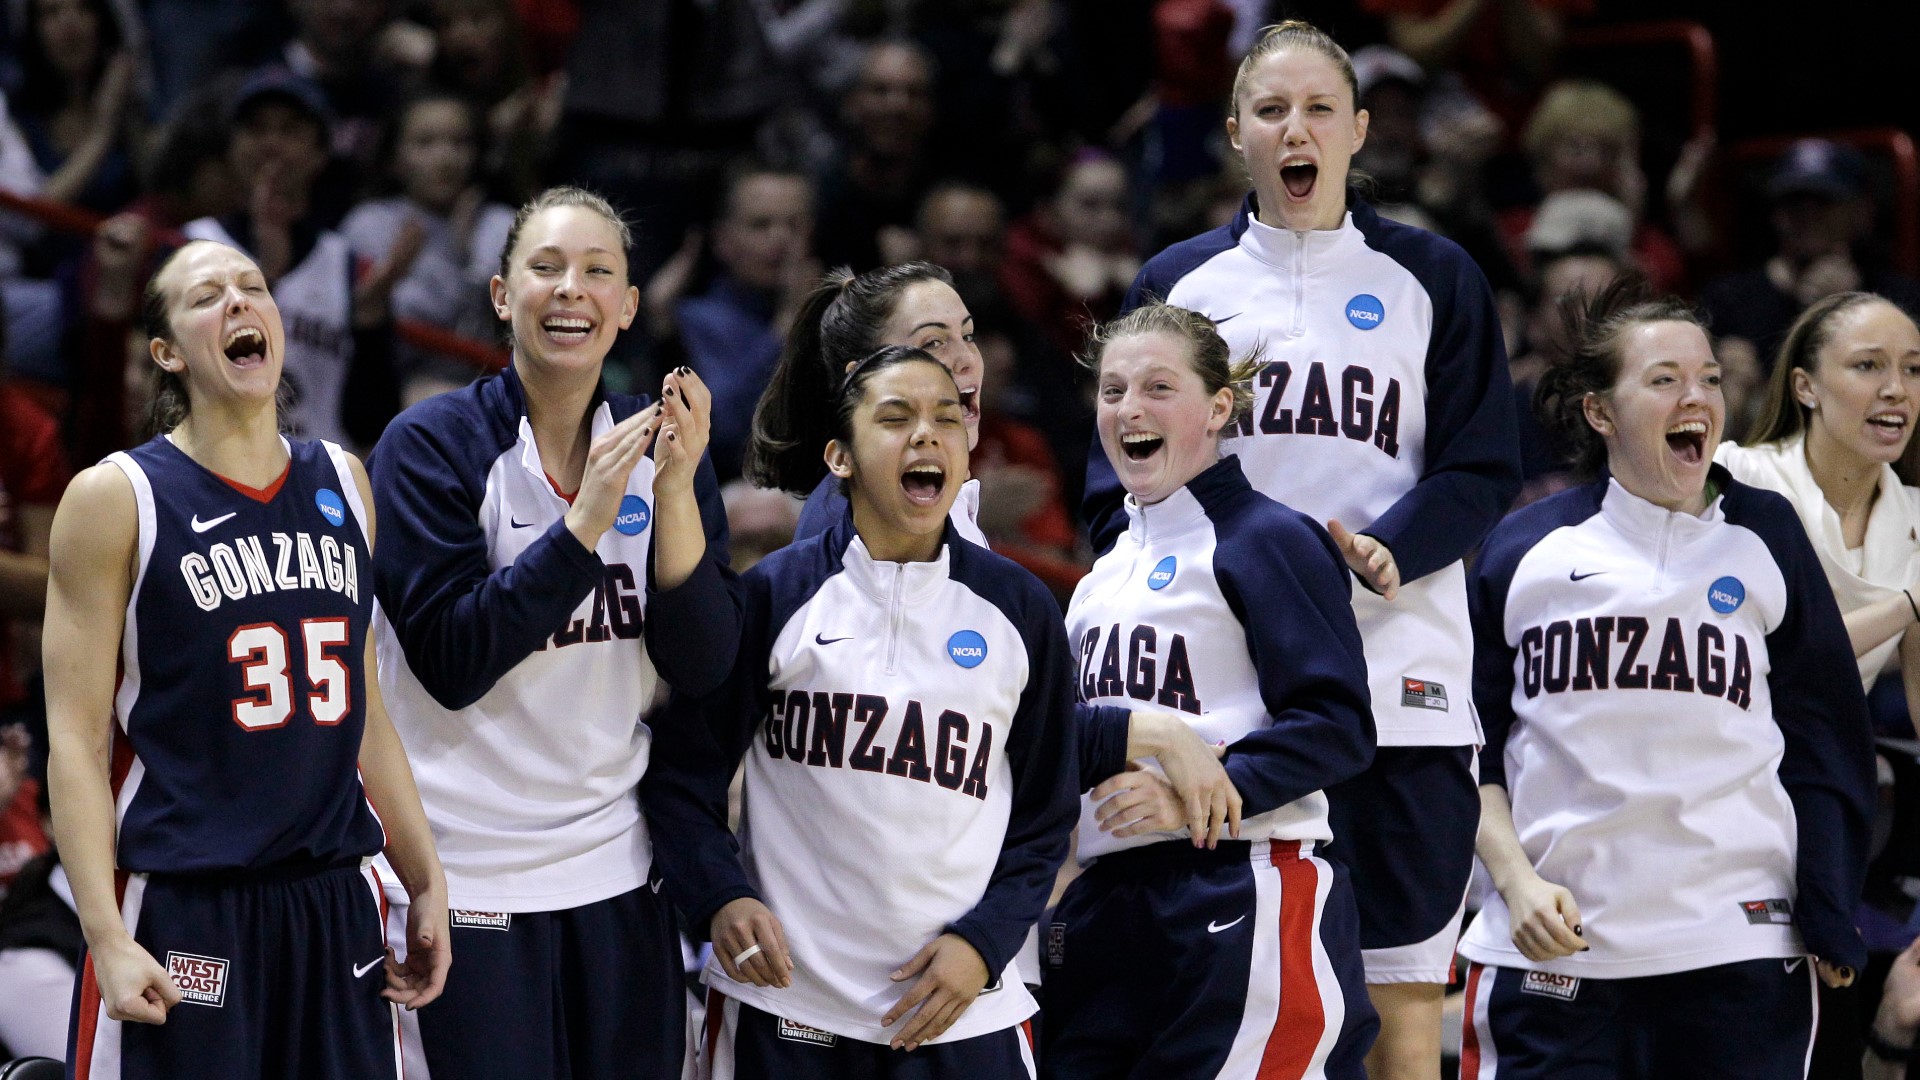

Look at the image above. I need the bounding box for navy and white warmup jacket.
[1070,457,1374,860]
[370,366,741,912]
[1457,470,1875,977]
[1085,198,1520,747]
[106,435,386,873]
[642,513,1078,1045]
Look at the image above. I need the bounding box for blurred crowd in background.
[3,0,1920,948]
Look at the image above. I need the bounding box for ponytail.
[746,261,954,494]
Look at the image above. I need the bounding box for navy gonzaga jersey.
[106,435,385,873]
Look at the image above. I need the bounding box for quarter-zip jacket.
[1069,457,1375,862]
[643,512,1077,1045]
[1460,469,1874,976]
[1085,197,1520,746]
[369,366,741,911]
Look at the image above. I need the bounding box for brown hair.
[1535,275,1707,478]
[1229,21,1359,118]
[497,185,632,281]
[746,262,955,494]
[1522,81,1639,166]
[1747,292,1896,444]
[139,240,291,436]
[1082,302,1262,424]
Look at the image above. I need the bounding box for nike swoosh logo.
[510,517,536,529]
[353,957,384,978]
[650,877,664,894]
[815,633,852,645]
[1569,570,1606,581]
[1207,915,1247,934]
[1785,958,1805,973]
[191,512,237,533]
[1213,312,1242,326]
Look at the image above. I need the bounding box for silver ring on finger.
[733,943,764,966]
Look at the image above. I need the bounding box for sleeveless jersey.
[184,218,356,448]
[107,435,385,874]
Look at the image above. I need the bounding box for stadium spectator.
[1702,139,1920,380]
[10,0,140,214]
[1496,80,1688,295]
[1362,0,1585,131]
[814,39,941,272]
[1507,232,1626,498]
[422,0,559,201]
[915,181,1006,281]
[185,67,406,451]
[342,92,514,404]
[999,150,1140,359]
[278,0,419,185]
[0,791,75,1061]
[647,162,818,480]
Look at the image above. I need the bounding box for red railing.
[1725,128,1920,278]
[0,188,511,372]
[1565,19,1719,140]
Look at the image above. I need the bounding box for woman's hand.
[1091,764,1186,839]
[564,404,662,548]
[654,367,711,498]
[383,884,451,1010]
[884,933,990,1051]
[711,897,792,989]
[1816,957,1858,989]
[1500,871,1587,962]
[1328,519,1399,600]
[91,932,182,1024]
[1131,712,1242,848]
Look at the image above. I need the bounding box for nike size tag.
[1401,677,1449,712]
[1740,898,1793,925]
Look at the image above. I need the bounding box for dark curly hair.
[1534,275,1707,478]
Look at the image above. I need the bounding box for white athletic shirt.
[1087,199,1520,747]
[643,513,1078,1045]
[1068,457,1373,863]
[1716,436,1920,691]
[370,367,738,911]
[1457,471,1875,978]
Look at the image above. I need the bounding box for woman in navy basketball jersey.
[369,186,740,1079]
[1458,278,1874,1078]
[647,346,1078,1079]
[1048,304,1376,1079]
[44,238,449,1080]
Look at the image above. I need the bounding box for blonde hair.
[1229,21,1359,118]
[1082,302,1263,423]
[1522,81,1639,164]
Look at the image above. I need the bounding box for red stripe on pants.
[1258,840,1324,1080]
[73,952,105,1078]
[1460,962,1486,1079]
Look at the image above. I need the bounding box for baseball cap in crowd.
[227,67,334,134]
[1351,46,1426,98]
[1767,139,1867,201]
[1526,190,1633,261]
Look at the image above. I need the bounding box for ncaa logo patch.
[1520,970,1580,1002]
[777,1018,838,1047]
[1707,576,1745,615]
[1345,293,1385,331]
[614,494,651,536]
[1147,555,1177,590]
[948,630,988,669]
[314,488,346,527]
[167,952,229,1006]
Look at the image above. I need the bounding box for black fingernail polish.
[1574,925,1583,935]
